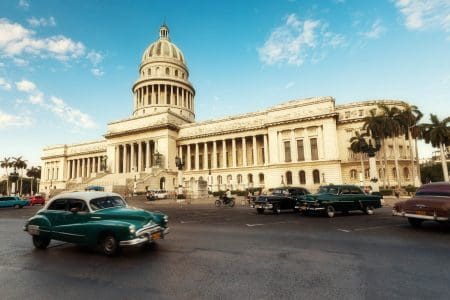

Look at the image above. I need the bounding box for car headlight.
[163,215,169,223]
[129,225,136,234]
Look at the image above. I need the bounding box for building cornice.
[104,123,179,138]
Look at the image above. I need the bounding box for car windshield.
[318,187,339,195]
[415,191,450,197]
[90,196,127,211]
[271,189,288,195]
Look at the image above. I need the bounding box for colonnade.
[66,156,104,179]
[114,140,157,174]
[178,134,269,171]
[134,84,194,110]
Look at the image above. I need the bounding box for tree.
[11,156,25,195]
[419,114,450,182]
[14,158,27,195]
[1,157,12,195]
[350,131,369,186]
[26,166,41,195]
[398,105,423,186]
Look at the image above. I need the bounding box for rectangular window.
[297,140,305,161]
[310,138,318,160]
[284,141,291,162]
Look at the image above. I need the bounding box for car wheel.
[100,234,119,256]
[364,206,375,215]
[215,200,222,207]
[408,218,423,228]
[32,235,50,249]
[256,208,264,214]
[13,204,20,209]
[273,205,281,214]
[326,206,335,218]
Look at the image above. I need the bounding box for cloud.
[0,18,86,62]
[15,79,36,92]
[27,17,56,27]
[258,14,345,66]
[394,0,450,34]
[87,50,103,65]
[0,77,12,90]
[47,96,96,128]
[91,68,104,77]
[0,110,32,128]
[362,19,386,39]
[18,0,29,9]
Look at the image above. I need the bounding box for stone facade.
[40,25,418,195]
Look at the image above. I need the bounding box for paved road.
[1,201,449,300]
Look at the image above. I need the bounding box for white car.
[153,190,167,199]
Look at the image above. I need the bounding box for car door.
[57,199,90,244]
[0,197,10,207]
[337,187,354,211]
[45,199,69,241]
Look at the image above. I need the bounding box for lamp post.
[154,151,162,168]
[366,139,381,193]
[175,156,184,197]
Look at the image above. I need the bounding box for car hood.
[92,207,165,226]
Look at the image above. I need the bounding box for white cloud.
[0,18,86,61]
[47,96,96,128]
[0,110,32,128]
[91,68,104,77]
[0,77,12,90]
[362,19,386,39]
[27,17,56,27]
[29,92,43,104]
[258,14,345,66]
[87,50,103,65]
[18,0,29,9]
[15,79,36,92]
[394,0,450,34]
[13,58,28,66]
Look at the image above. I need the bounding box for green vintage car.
[0,196,29,208]
[299,184,382,218]
[23,191,169,256]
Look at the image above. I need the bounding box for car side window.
[48,199,67,210]
[68,199,88,212]
[340,188,351,194]
[350,187,364,194]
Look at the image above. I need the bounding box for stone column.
[130,143,135,172]
[123,144,127,173]
[146,141,150,170]
[252,136,257,166]
[204,142,208,170]
[264,134,269,165]
[212,141,217,169]
[81,158,85,178]
[242,137,247,167]
[138,141,142,172]
[87,157,91,177]
[186,144,191,170]
[318,126,324,159]
[232,138,237,168]
[97,156,101,173]
[195,143,199,170]
[291,130,297,163]
[222,140,227,168]
[304,137,312,161]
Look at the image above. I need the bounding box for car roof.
[419,182,450,191]
[50,191,122,202]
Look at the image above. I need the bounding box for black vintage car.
[252,187,310,214]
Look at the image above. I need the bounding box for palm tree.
[363,109,387,188]
[14,158,27,195]
[378,104,403,188]
[350,131,369,185]
[1,157,12,195]
[398,105,423,186]
[27,166,41,195]
[420,114,450,182]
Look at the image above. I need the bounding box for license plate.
[416,211,427,215]
[151,232,161,240]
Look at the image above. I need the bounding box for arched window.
[313,170,320,184]
[299,170,306,185]
[165,67,170,75]
[147,68,151,76]
[259,173,265,184]
[227,175,232,183]
[403,167,409,179]
[392,167,397,179]
[237,174,242,184]
[175,70,179,77]
[217,175,222,185]
[160,177,165,190]
[350,169,358,179]
[286,171,292,185]
[247,173,253,184]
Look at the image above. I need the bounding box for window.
[313,169,320,184]
[284,141,291,162]
[350,169,358,179]
[165,67,170,75]
[175,70,179,76]
[247,174,253,184]
[286,171,292,185]
[48,199,67,210]
[217,175,222,185]
[365,169,370,179]
[299,171,306,185]
[297,140,305,161]
[237,174,242,184]
[350,187,364,194]
[259,173,265,184]
[403,167,410,179]
[310,138,318,160]
[392,167,397,179]
[227,175,232,183]
[147,68,151,76]
[90,196,126,211]
[68,199,88,212]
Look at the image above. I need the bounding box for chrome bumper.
[392,210,448,221]
[120,227,170,246]
[254,203,273,209]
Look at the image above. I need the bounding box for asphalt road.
[1,200,450,300]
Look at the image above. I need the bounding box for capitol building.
[41,25,417,196]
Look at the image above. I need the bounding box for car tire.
[32,235,50,249]
[364,206,375,215]
[256,208,264,214]
[100,234,119,256]
[215,200,222,207]
[326,206,335,218]
[273,205,281,214]
[408,218,423,228]
[13,204,20,209]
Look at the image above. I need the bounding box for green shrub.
[404,185,417,195]
[379,189,393,196]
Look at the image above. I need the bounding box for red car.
[29,195,45,206]
[392,182,450,227]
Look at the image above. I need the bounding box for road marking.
[180,220,198,224]
[338,229,351,233]
[246,223,264,227]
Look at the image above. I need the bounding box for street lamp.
[175,156,184,198]
[154,151,163,168]
[366,138,381,193]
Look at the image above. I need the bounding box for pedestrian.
[394,186,400,200]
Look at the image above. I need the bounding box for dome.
[141,25,185,65]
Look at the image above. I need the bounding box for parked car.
[29,195,45,206]
[23,191,169,256]
[153,190,168,199]
[0,196,29,208]
[299,184,382,217]
[392,182,450,227]
[252,187,310,214]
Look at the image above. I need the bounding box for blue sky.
[0,0,449,167]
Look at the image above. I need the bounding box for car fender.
[26,215,51,237]
[84,220,134,245]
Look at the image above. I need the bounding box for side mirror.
[70,207,79,213]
